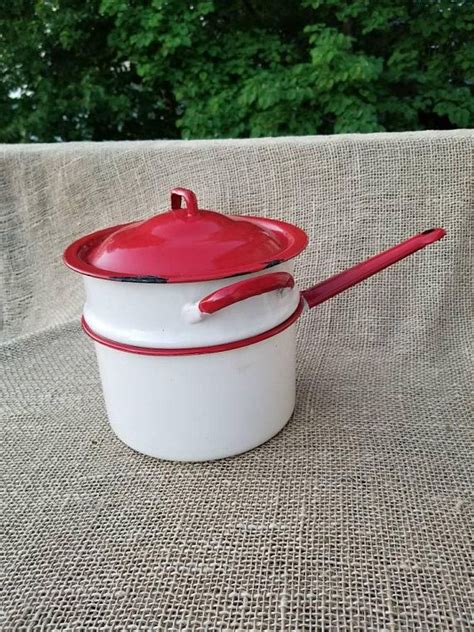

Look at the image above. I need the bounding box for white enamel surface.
[82,262,300,348]
[93,325,296,462]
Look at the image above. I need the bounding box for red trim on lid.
[64,188,310,283]
[63,217,308,283]
[63,224,135,281]
[81,299,305,356]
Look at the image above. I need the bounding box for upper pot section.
[63,188,308,283]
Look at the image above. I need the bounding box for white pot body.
[93,324,297,462]
[82,262,300,348]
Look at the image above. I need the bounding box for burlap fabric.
[1,130,473,630]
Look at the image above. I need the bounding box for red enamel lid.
[63,188,308,283]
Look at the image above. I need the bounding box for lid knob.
[171,187,199,218]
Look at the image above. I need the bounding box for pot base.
[110,409,295,462]
[93,324,297,462]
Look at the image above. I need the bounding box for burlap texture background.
[1,130,473,629]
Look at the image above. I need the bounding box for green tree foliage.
[1,0,472,141]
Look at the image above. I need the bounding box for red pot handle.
[186,272,295,321]
[302,227,446,308]
[171,187,199,218]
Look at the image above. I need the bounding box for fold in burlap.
[1,131,473,629]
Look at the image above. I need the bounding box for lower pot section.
[93,324,297,461]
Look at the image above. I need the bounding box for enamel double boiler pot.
[64,188,445,461]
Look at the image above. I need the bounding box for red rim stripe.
[81,299,304,356]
